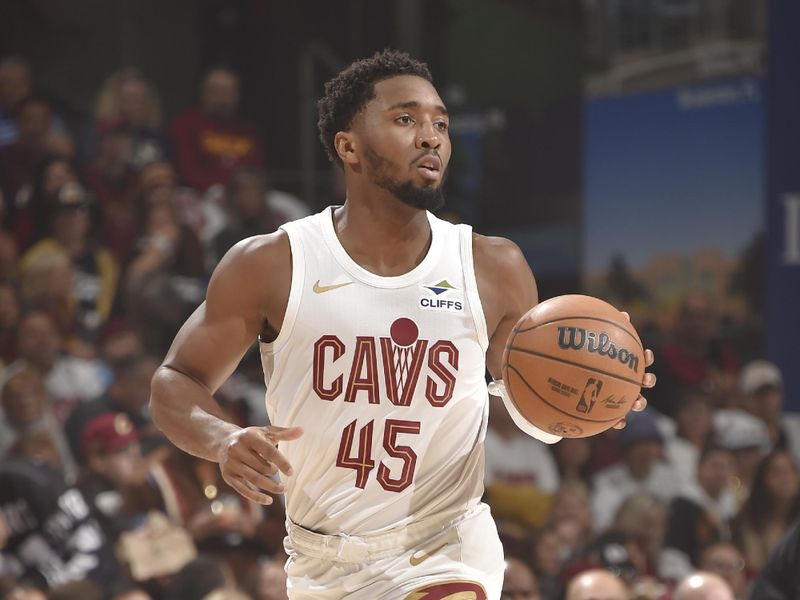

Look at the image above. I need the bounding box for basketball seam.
[507,345,644,387]
[514,316,643,352]
[504,364,623,424]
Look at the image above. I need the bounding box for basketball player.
[150,50,655,599]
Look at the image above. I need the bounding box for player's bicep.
[162,237,280,392]
[484,241,538,379]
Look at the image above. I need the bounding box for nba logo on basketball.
[576,378,603,414]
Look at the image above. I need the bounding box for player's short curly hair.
[317,49,432,164]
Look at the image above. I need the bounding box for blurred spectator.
[749,518,800,600]
[0,97,74,247]
[244,558,288,600]
[13,310,107,422]
[551,438,592,487]
[733,450,800,571]
[20,183,119,347]
[0,365,76,482]
[0,454,119,589]
[608,492,667,579]
[169,555,234,600]
[713,409,771,502]
[0,57,69,152]
[64,352,160,464]
[673,571,734,600]
[77,412,148,542]
[664,390,714,483]
[0,279,21,365]
[738,360,800,462]
[662,445,738,579]
[167,67,265,192]
[137,160,206,241]
[591,410,682,531]
[207,167,310,261]
[110,585,152,600]
[124,183,205,354]
[139,447,282,582]
[83,68,165,168]
[2,585,47,600]
[549,481,594,563]
[210,168,280,262]
[530,527,564,600]
[82,121,140,264]
[19,246,74,337]
[20,156,80,251]
[502,557,540,600]
[484,394,559,527]
[564,569,628,600]
[650,295,740,416]
[0,56,31,146]
[699,542,749,600]
[46,579,103,600]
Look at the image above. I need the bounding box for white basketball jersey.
[260,206,490,536]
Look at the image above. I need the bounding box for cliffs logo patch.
[424,280,456,295]
[420,279,463,313]
[404,580,487,600]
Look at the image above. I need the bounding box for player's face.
[354,75,451,211]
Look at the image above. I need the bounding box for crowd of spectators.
[0,55,792,600]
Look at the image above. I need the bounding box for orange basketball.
[501,295,645,438]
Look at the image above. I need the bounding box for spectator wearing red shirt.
[650,295,740,417]
[167,67,265,192]
[82,121,141,264]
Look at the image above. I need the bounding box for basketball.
[501,295,645,439]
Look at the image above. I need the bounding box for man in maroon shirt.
[167,67,265,192]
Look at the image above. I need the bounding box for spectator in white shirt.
[591,409,683,531]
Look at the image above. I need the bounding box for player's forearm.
[149,365,240,463]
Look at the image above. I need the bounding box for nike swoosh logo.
[409,542,447,566]
[313,280,353,294]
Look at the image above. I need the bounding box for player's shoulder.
[220,230,289,268]
[209,230,291,292]
[471,233,531,281]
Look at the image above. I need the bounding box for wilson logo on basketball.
[556,326,640,373]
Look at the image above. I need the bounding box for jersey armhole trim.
[460,226,490,352]
[261,224,305,354]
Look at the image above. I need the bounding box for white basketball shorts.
[283,502,505,599]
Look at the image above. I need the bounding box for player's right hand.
[217,425,303,505]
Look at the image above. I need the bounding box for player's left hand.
[612,311,655,430]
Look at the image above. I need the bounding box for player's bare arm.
[149,232,302,505]
[473,233,654,427]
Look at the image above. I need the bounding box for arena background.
[0,1,798,599]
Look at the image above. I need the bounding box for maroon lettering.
[377,419,421,492]
[344,337,380,404]
[425,340,459,407]
[379,338,429,406]
[313,335,345,401]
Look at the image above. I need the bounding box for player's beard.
[365,146,446,212]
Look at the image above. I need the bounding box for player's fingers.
[229,441,279,476]
[613,418,627,430]
[265,425,304,442]
[621,311,631,322]
[644,348,654,367]
[231,462,286,495]
[632,395,648,412]
[249,434,295,476]
[222,471,273,505]
[642,373,656,388]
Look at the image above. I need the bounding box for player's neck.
[332,192,432,277]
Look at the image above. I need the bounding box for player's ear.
[335,131,358,165]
